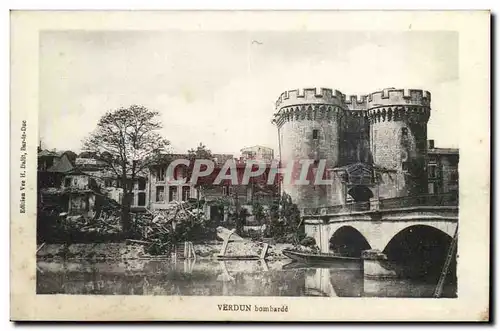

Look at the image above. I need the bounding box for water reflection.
[36,259,456,298]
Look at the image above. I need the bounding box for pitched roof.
[38,149,61,157]
[46,154,74,173]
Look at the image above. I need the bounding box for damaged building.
[147,149,279,224]
[38,151,112,217]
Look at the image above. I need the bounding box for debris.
[135,201,207,256]
[36,242,46,253]
[126,239,152,245]
[216,226,246,242]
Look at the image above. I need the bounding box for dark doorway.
[348,185,373,202]
[210,205,223,224]
[137,192,146,206]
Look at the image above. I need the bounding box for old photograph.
[10,11,490,321]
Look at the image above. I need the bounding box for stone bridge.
[302,193,459,255]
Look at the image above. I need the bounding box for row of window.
[155,186,191,202]
[116,192,147,207]
[153,185,245,203]
[155,167,187,182]
[107,178,147,190]
[98,178,147,190]
[427,165,458,181]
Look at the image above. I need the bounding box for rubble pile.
[70,209,122,235]
[134,201,206,255]
[56,195,123,236]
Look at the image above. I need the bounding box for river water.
[36,259,456,298]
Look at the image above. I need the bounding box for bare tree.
[83,105,170,235]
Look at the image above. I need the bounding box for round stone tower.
[366,88,431,197]
[273,87,346,209]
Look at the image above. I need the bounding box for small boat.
[215,254,261,260]
[282,249,362,269]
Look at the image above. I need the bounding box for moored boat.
[282,249,362,270]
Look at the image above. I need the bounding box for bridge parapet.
[303,193,458,218]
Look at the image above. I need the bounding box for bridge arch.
[329,225,371,257]
[373,221,457,253]
[382,224,456,281]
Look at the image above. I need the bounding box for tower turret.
[366,88,431,197]
[273,88,346,208]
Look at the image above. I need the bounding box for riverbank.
[36,241,295,261]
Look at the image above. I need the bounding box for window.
[229,186,234,196]
[104,179,113,187]
[138,192,146,206]
[450,171,459,182]
[125,180,132,191]
[138,178,146,190]
[428,182,436,194]
[89,178,98,189]
[428,165,437,179]
[222,186,228,196]
[182,186,190,201]
[157,167,166,181]
[169,186,177,201]
[125,192,134,204]
[174,166,185,180]
[64,177,72,187]
[156,186,165,202]
[46,158,54,169]
[312,129,319,139]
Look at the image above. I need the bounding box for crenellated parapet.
[367,88,431,109]
[273,87,432,126]
[345,95,369,110]
[366,106,430,124]
[275,87,346,110]
[273,87,348,127]
[366,88,431,124]
[273,104,346,127]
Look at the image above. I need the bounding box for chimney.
[428,140,435,149]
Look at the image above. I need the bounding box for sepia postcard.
[10,10,490,321]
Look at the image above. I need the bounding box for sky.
[39,30,459,155]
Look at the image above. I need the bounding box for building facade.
[427,140,459,195]
[148,154,198,210]
[240,145,274,163]
[147,152,278,224]
[37,150,148,216]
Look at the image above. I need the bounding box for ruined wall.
[274,88,345,208]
